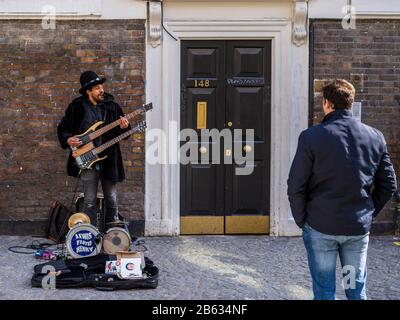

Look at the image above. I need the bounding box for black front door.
[180,40,271,234]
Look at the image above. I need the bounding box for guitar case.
[31,254,158,290]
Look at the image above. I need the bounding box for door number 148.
[194,79,210,87]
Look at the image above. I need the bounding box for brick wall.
[311,19,400,234]
[0,20,146,234]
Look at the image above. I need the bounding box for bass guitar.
[71,102,152,151]
[73,121,147,170]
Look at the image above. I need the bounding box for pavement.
[0,235,399,300]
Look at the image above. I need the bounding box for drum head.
[65,223,102,259]
[103,227,132,255]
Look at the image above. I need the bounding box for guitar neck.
[93,124,143,155]
[88,109,142,140]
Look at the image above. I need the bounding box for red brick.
[312,19,400,232]
[0,20,146,222]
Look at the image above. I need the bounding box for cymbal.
[68,212,91,229]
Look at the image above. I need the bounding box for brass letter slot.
[197,101,207,129]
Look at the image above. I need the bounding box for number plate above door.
[189,79,216,88]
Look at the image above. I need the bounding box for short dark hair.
[322,79,355,110]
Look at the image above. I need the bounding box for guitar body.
[72,141,95,158]
[73,148,108,170]
[72,141,107,170]
[71,121,104,152]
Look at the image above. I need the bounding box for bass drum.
[65,223,102,259]
[103,227,132,255]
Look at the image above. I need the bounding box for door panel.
[232,161,265,215]
[231,86,265,140]
[187,48,218,78]
[232,47,264,77]
[186,163,219,213]
[180,40,271,235]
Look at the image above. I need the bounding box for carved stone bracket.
[148,1,162,48]
[292,0,308,46]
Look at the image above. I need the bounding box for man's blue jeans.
[302,223,369,300]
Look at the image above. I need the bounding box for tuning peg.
[137,121,147,132]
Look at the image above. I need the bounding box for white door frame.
[145,18,309,236]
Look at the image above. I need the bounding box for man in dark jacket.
[287,79,397,300]
[57,71,131,228]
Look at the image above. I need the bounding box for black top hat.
[79,70,106,94]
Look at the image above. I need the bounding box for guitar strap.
[96,103,107,167]
[99,101,107,123]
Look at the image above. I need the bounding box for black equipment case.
[45,200,74,244]
[31,254,158,290]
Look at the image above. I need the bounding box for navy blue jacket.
[287,109,397,235]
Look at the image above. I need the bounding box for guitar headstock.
[137,121,147,133]
[140,102,153,113]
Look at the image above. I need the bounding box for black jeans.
[81,169,118,229]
